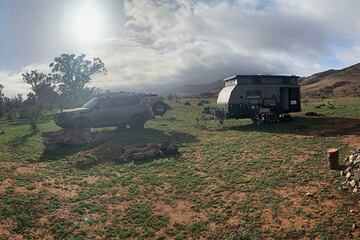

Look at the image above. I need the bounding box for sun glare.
[71,3,104,42]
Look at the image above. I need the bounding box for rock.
[349,209,356,214]
[353,159,360,165]
[349,180,356,187]
[353,223,357,229]
[341,150,360,195]
[354,172,360,181]
[305,192,314,197]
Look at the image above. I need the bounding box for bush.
[198,100,210,106]
[184,101,191,106]
[21,104,43,133]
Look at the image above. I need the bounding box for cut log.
[327,148,339,170]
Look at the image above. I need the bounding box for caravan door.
[280,88,289,112]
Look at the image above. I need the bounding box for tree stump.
[327,148,339,170]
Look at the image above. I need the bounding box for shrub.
[21,104,43,133]
[198,100,210,106]
[184,101,191,106]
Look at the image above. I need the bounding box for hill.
[301,63,360,97]
[167,63,360,97]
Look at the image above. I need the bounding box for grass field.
[0,97,359,239]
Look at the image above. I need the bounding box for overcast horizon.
[1,0,360,97]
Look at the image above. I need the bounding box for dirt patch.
[0,218,24,240]
[0,179,12,194]
[231,191,246,201]
[154,182,172,195]
[29,227,53,240]
[341,134,360,149]
[0,161,16,168]
[13,182,42,195]
[261,207,317,231]
[113,185,128,198]
[220,191,246,203]
[106,201,130,221]
[47,185,80,198]
[38,214,51,225]
[275,184,320,202]
[54,208,72,220]
[227,215,243,226]
[154,200,207,224]
[83,176,100,185]
[261,208,275,230]
[321,199,338,212]
[293,147,316,163]
[90,141,124,162]
[14,166,38,175]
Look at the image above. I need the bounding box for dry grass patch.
[14,165,39,175]
[154,200,207,224]
[83,176,100,185]
[0,178,12,194]
[47,184,80,199]
[342,134,360,149]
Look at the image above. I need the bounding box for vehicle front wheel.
[129,115,145,130]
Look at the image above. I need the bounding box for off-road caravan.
[217,75,301,123]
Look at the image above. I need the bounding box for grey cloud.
[2,0,360,96]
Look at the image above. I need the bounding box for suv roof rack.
[98,92,157,97]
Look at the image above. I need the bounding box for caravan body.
[217,75,301,119]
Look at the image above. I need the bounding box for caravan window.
[225,79,237,87]
[246,90,262,99]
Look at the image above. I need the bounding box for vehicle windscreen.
[82,97,99,109]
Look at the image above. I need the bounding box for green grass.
[0,97,359,239]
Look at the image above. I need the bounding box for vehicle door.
[90,97,115,127]
[111,95,142,125]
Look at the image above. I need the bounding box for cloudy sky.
[1,0,360,96]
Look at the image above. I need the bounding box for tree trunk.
[327,148,339,170]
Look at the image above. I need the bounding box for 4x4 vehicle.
[54,92,168,130]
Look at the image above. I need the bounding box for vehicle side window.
[112,96,141,107]
[97,98,112,109]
